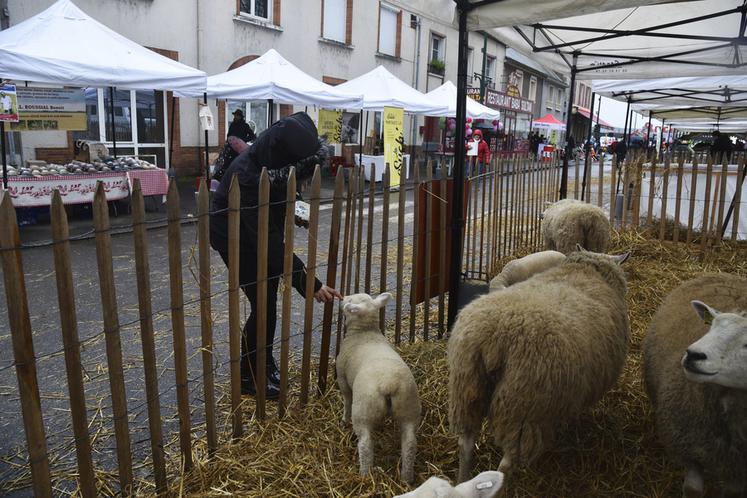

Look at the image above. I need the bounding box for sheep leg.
[356,425,374,476]
[339,379,352,424]
[498,453,513,474]
[400,421,417,484]
[458,432,476,483]
[682,465,705,498]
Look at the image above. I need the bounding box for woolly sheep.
[394,471,504,498]
[337,292,422,483]
[643,273,747,498]
[449,248,630,482]
[489,250,566,292]
[541,199,611,254]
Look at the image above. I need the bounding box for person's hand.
[314,285,342,303]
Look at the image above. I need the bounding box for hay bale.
[155,231,747,498]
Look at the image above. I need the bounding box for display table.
[354,154,411,182]
[4,169,169,207]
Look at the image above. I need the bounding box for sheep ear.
[575,243,586,252]
[691,300,719,325]
[610,251,630,265]
[453,471,504,498]
[343,303,362,314]
[373,292,393,308]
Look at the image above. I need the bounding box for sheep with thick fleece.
[489,250,566,292]
[449,249,630,482]
[643,273,747,498]
[394,471,504,498]
[337,292,421,483]
[542,199,611,254]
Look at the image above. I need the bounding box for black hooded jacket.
[210,112,328,295]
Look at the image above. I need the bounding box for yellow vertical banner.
[318,109,342,144]
[383,106,404,188]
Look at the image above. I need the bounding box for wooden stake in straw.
[672,158,685,243]
[130,181,167,492]
[92,182,133,494]
[379,165,391,333]
[732,157,744,241]
[597,153,604,208]
[658,157,671,241]
[646,160,657,226]
[279,168,296,417]
[715,155,729,244]
[700,158,714,253]
[197,178,217,455]
[50,191,97,498]
[438,163,448,339]
[395,164,406,344]
[336,168,355,357]
[318,171,344,393]
[354,171,364,293]
[227,175,243,438]
[424,162,433,340]
[0,193,53,498]
[365,167,376,293]
[255,169,269,419]
[686,156,699,244]
[167,179,193,470]
[301,166,321,406]
[409,163,421,343]
[609,156,617,224]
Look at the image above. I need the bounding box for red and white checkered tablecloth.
[126,169,169,197]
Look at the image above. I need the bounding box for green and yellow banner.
[318,109,342,144]
[383,106,404,188]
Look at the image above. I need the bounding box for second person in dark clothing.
[210,112,341,399]
[227,108,257,143]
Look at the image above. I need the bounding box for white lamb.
[394,471,504,498]
[541,199,611,254]
[337,292,422,483]
[489,250,566,292]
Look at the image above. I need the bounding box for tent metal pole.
[560,53,578,200]
[168,95,176,170]
[581,91,595,201]
[645,110,653,158]
[1,121,7,190]
[109,86,117,158]
[363,111,369,167]
[659,117,665,160]
[358,109,363,168]
[447,0,470,329]
[622,97,631,146]
[203,93,209,181]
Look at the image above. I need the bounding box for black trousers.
[217,249,279,380]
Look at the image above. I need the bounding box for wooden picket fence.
[0,154,562,496]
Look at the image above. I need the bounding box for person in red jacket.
[466,128,491,175]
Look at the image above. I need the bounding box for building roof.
[505,48,567,86]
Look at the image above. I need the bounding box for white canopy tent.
[0,0,206,93]
[335,66,448,114]
[439,0,746,326]
[425,81,500,120]
[0,0,209,185]
[663,120,747,131]
[181,49,363,109]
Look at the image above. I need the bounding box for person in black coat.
[227,108,256,143]
[211,112,341,398]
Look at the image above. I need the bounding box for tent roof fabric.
[533,113,565,127]
[335,66,449,114]
[0,0,206,93]
[188,49,362,107]
[593,76,747,109]
[643,106,747,120]
[426,81,500,119]
[505,48,566,85]
[485,0,746,80]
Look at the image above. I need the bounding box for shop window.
[136,90,165,144]
[104,89,132,143]
[529,76,537,102]
[74,88,100,142]
[322,0,347,43]
[239,0,270,21]
[227,100,269,136]
[378,3,400,58]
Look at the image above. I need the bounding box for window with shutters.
[485,56,496,89]
[378,3,400,58]
[322,0,347,43]
[239,0,271,21]
[547,86,555,109]
[529,76,538,102]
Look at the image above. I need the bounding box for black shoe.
[241,377,280,400]
[267,357,281,385]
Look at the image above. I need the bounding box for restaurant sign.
[466,87,481,102]
[484,89,533,114]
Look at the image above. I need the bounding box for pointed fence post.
[300,166,321,406]
[227,175,243,438]
[279,168,296,417]
[255,169,269,419]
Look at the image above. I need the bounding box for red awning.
[575,106,615,130]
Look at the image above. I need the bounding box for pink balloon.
[448,121,456,130]
[466,128,473,137]
[466,117,473,123]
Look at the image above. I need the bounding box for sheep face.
[681,300,747,390]
[342,292,392,328]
